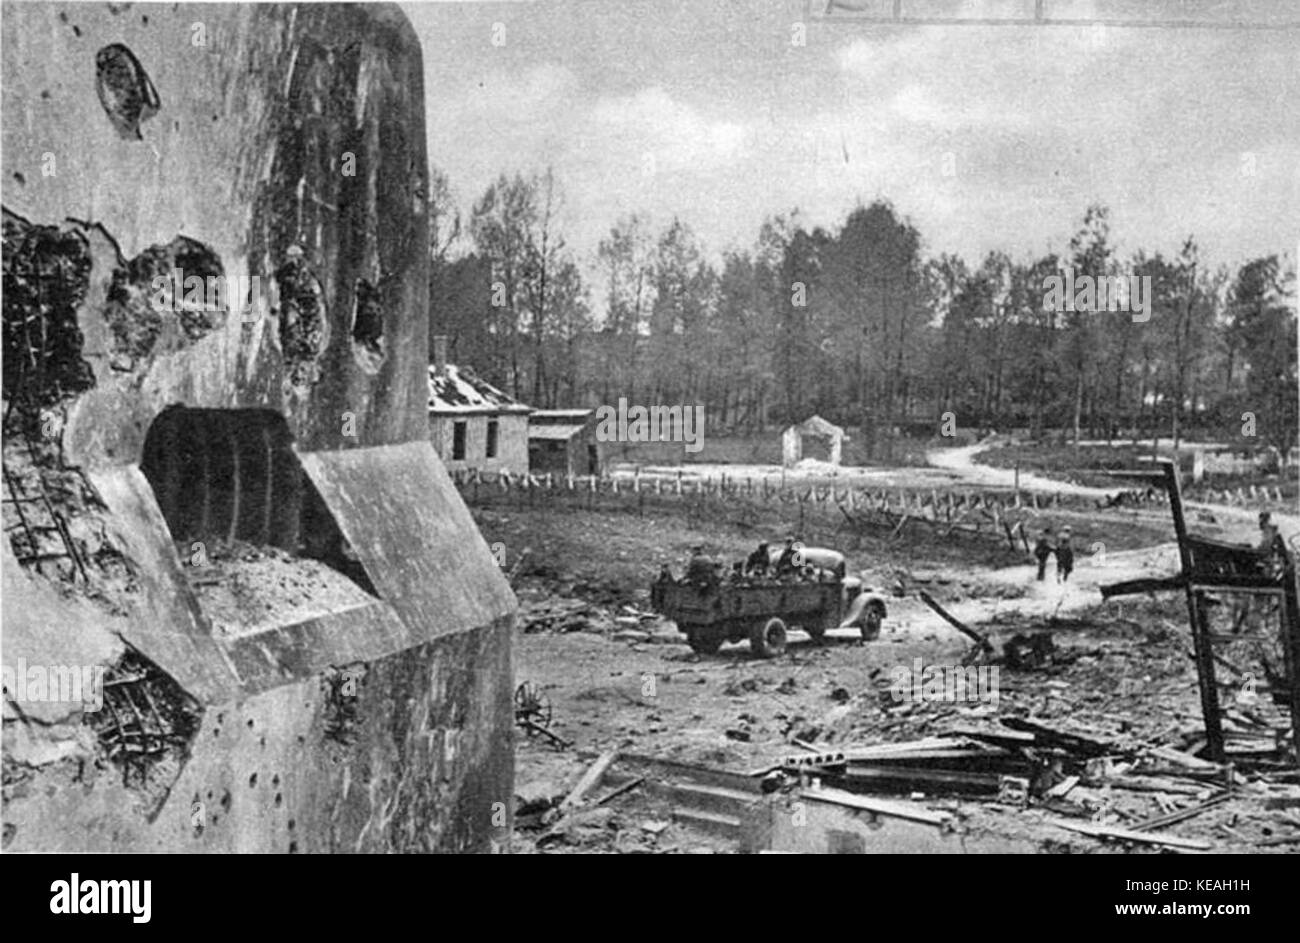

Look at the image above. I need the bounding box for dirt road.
[928,440,1299,547]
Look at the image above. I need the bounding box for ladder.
[1,431,89,583]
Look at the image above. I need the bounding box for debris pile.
[184,539,376,639]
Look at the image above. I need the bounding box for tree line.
[429,167,1298,458]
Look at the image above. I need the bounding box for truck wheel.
[750,618,788,658]
[860,603,884,642]
[688,632,723,655]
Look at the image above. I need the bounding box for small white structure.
[428,337,531,475]
[782,415,845,468]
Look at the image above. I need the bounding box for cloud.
[421,8,1297,287]
[587,87,750,173]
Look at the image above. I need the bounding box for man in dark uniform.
[745,541,770,577]
[774,537,799,578]
[1056,527,1074,583]
[684,545,717,587]
[651,563,673,610]
[1033,528,1055,582]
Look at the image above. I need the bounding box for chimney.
[433,334,448,378]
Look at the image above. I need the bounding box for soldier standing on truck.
[685,545,717,587]
[775,537,799,578]
[745,541,771,577]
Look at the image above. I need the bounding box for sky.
[403,0,1299,280]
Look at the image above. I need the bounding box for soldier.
[1056,527,1074,583]
[1033,528,1055,582]
[651,564,673,610]
[1259,511,1280,552]
[1235,510,1283,632]
[684,544,717,587]
[745,541,771,577]
[774,537,799,578]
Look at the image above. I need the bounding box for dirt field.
[487,448,1300,854]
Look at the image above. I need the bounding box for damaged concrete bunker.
[2,3,515,852]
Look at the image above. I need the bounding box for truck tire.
[750,617,788,658]
[688,631,723,655]
[860,602,885,642]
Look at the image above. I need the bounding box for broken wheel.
[514,681,553,732]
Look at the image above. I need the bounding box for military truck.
[651,572,887,657]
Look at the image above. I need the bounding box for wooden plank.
[1146,745,1223,772]
[1256,834,1300,846]
[945,726,1037,747]
[559,750,618,812]
[592,776,645,807]
[1045,775,1081,798]
[801,786,952,826]
[1100,575,1185,599]
[1000,717,1113,757]
[917,589,992,651]
[845,737,971,759]
[1130,792,1229,831]
[1050,818,1212,850]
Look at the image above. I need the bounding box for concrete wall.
[2,2,515,854]
[431,412,529,476]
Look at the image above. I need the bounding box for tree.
[1227,255,1298,452]
[469,167,580,404]
[595,214,655,404]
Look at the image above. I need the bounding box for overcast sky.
[404,0,1298,277]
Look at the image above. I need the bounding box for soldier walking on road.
[1034,528,1055,582]
[1056,527,1075,583]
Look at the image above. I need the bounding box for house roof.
[428,364,531,415]
[788,414,845,438]
[531,409,593,423]
[529,423,588,441]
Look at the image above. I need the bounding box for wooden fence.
[450,469,1142,552]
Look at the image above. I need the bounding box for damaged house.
[428,335,531,476]
[528,409,602,477]
[1,3,515,853]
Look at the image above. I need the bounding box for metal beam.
[1161,459,1226,762]
[811,0,1300,30]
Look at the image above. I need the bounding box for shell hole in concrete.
[94,43,159,141]
[1,212,96,431]
[98,234,229,373]
[84,646,203,822]
[274,256,326,388]
[321,663,365,746]
[139,407,380,638]
[350,278,384,370]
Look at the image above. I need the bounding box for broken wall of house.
[2,2,515,853]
